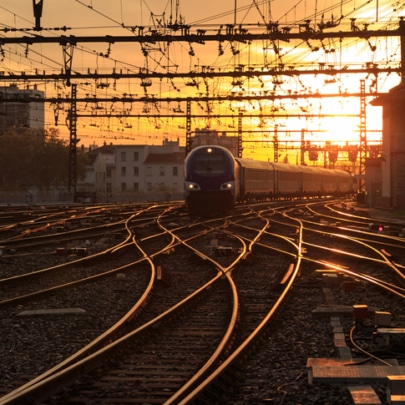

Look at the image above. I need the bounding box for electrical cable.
[349,323,394,366]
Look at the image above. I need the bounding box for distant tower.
[0,84,45,134]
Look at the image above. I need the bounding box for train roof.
[299,166,333,176]
[331,169,352,177]
[196,150,352,178]
[269,162,303,173]
[314,167,352,177]
[235,158,273,170]
[270,162,351,176]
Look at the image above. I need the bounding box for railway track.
[0,204,297,404]
[0,207,162,305]
[0,199,404,404]
[218,201,405,404]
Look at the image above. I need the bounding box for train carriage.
[332,169,353,194]
[322,168,340,194]
[271,162,303,198]
[300,166,324,196]
[235,158,275,201]
[184,145,354,214]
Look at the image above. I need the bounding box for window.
[106,183,111,193]
[133,166,139,176]
[172,166,178,176]
[159,166,165,176]
[194,152,226,177]
[121,182,126,192]
[106,167,112,178]
[146,182,152,191]
[146,166,152,176]
[133,182,139,191]
[121,151,126,161]
[133,151,139,161]
[121,166,126,176]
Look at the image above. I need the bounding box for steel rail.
[0,213,142,286]
[0,244,234,404]
[162,211,272,403]
[176,215,304,404]
[0,212,243,402]
[308,258,405,299]
[0,231,156,404]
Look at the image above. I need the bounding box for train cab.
[184,145,238,212]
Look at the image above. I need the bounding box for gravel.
[0,265,150,397]
[1,208,404,404]
[220,267,404,405]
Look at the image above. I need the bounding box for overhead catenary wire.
[0,0,400,149]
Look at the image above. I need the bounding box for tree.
[0,128,87,191]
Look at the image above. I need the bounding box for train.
[184,145,354,212]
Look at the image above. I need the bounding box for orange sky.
[0,1,402,160]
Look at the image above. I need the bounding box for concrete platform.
[312,305,379,317]
[309,364,405,384]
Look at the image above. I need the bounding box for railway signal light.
[368,223,384,233]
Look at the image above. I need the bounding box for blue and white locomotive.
[184,145,239,211]
[184,145,354,212]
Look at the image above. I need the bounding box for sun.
[319,97,383,146]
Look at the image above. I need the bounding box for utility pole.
[32,0,43,31]
[67,84,78,200]
[359,79,367,193]
[300,129,305,165]
[273,125,279,163]
[237,112,243,158]
[185,100,192,155]
[401,17,405,83]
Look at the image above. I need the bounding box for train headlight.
[186,182,200,190]
[221,182,234,190]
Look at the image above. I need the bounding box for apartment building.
[0,84,44,134]
[78,139,186,202]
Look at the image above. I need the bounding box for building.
[0,84,45,134]
[77,139,185,203]
[143,151,184,194]
[371,84,405,209]
[191,128,239,156]
[78,144,115,202]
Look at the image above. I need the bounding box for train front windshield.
[193,151,227,177]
